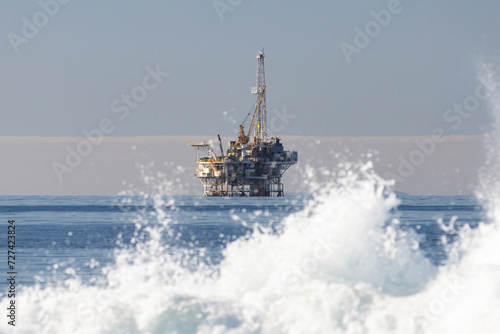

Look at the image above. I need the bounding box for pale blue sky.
[1,0,500,137]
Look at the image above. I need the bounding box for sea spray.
[402,63,500,334]
[214,163,436,333]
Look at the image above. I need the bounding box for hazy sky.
[2,0,500,137]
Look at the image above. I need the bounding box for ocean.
[0,166,498,334]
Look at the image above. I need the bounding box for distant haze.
[0,135,485,196]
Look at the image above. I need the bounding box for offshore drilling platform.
[189,50,298,196]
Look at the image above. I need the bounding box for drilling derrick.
[189,49,298,197]
[249,50,267,141]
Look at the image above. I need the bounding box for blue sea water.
[0,194,483,290]
[0,184,495,333]
[0,195,307,289]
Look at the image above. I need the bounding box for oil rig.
[189,50,298,196]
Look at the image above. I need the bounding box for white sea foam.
[0,166,443,333]
[2,161,499,333]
